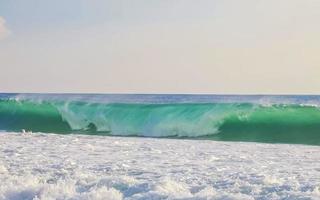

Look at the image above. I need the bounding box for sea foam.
[0,132,320,200]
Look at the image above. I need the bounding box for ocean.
[1,94,320,199]
[1,93,320,145]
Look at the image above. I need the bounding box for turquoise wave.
[1,99,320,145]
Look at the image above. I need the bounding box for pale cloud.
[0,17,11,40]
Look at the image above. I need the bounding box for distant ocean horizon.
[1,93,320,145]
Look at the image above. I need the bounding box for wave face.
[1,94,320,145]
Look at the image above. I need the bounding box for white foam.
[0,132,320,199]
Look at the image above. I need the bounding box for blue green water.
[1,94,320,145]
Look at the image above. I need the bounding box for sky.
[0,0,320,94]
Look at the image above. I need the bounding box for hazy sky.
[0,0,320,94]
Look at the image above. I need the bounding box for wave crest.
[1,99,320,144]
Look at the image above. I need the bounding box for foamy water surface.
[0,132,320,199]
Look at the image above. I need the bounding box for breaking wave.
[1,98,320,145]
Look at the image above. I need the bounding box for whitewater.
[1,132,320,200]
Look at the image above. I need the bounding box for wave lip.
[1,97,320,145]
